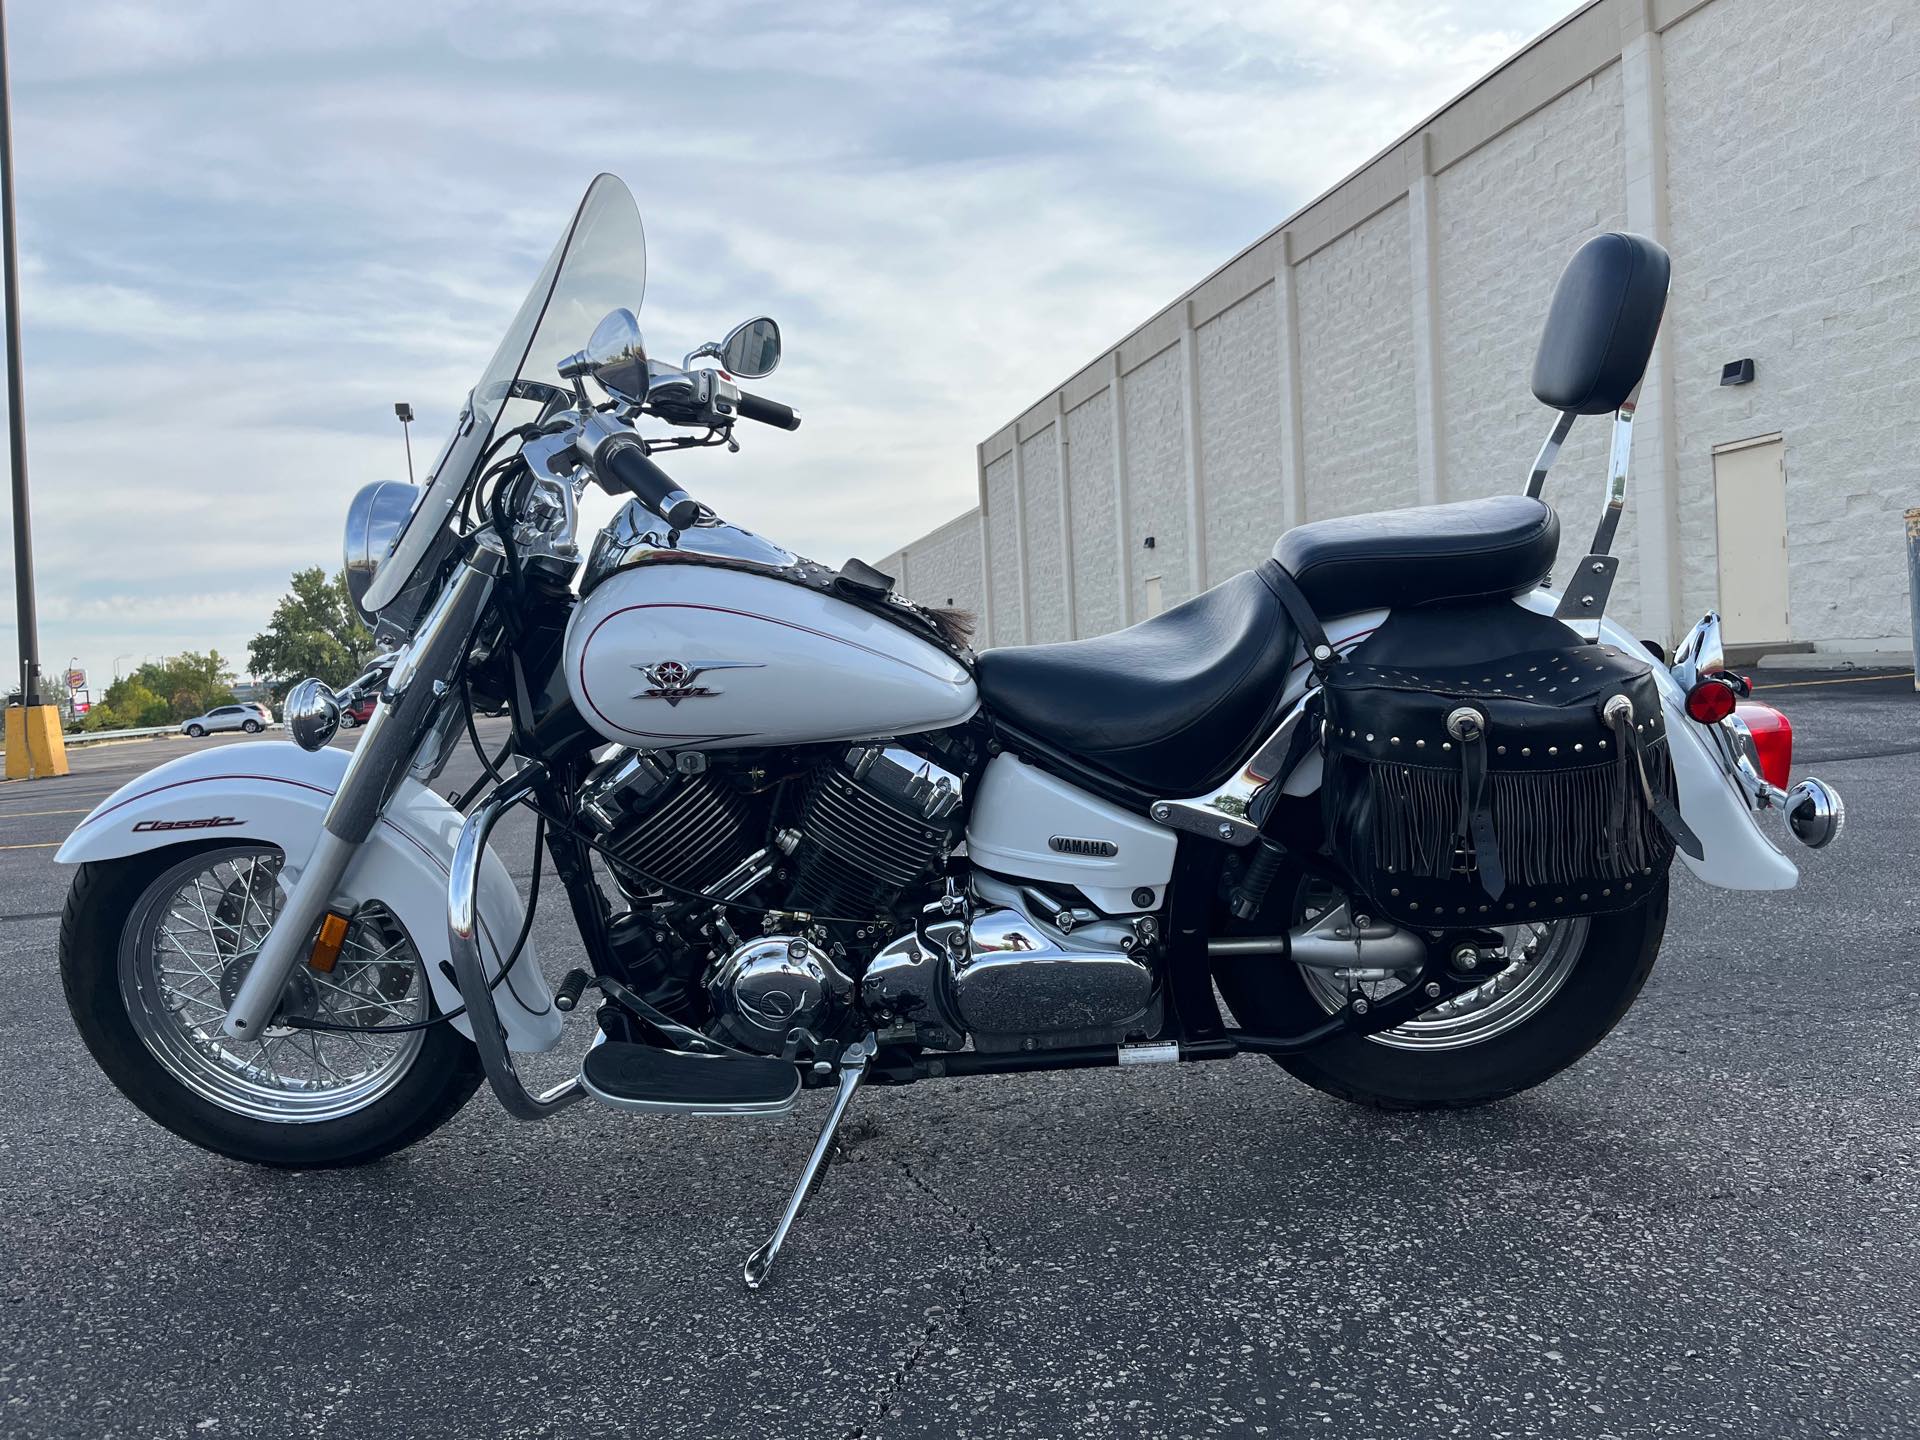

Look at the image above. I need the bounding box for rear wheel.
[242,719,262,733]
[61,843,481,1166]
[1213,870,1668,1110]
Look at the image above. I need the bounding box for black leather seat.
[1273,493,1559,614]
[977,494,1559,795]
[976,566,1296,795]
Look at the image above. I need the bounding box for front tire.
[185,724,205,738]
[1214,874,1669,1111]
[61,844,483,1167]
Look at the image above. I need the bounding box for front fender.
[55,742,563,1053]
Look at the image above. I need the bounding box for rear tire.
[1214,873,1668,1111]
[242,719,262,733]
[61,846,483,1167]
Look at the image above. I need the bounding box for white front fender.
[55,742,564,1052]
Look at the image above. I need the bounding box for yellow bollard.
[2,705,23,780]
[4,704,69,779]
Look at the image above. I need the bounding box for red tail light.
[1684,676,1738,723]
[1735,701,1793,790]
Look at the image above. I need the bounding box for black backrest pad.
[1530,232,1670,415]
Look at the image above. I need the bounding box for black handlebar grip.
[596,439,702,529]
[733,391,802,431]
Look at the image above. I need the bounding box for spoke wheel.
[1291,878,1589,1052]
[117,846,428,1123]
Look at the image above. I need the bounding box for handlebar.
[731,389,801,431]
[592,437,702,530]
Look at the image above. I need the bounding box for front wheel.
[185,724,205,738]
[1214,873,1669,1110]
[61,843,482,1166]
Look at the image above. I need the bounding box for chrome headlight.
[343,481,420,624]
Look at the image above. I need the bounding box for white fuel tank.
[564,562,978,750]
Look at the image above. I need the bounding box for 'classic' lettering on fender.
[131,816,245,833]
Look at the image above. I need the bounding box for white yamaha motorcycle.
[58,175,1843,1286]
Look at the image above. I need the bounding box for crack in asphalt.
[842,1143,1001,1440]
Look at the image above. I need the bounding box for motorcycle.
[57,175,1845,1287]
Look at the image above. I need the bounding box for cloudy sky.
[0,0,1573,692]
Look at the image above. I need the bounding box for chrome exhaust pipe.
[1785,777,1845,849]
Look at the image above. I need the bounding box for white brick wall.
[1018,427,1069,642]
[1664,0,1920,649]
[1122,346,1192,615]
[891,510,984,625]
[892,0,1920,659]
[1296,198,1418,520]
[1066,389,1123,637]
[982,452,1021,645]
[1195,283,1285,581]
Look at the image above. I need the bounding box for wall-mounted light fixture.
[1142,535,1156,549]
[1719,358,1755,386]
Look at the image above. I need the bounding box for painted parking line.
[1752,671,1915,690]
[0,808,93,819]
[0,840,62,850]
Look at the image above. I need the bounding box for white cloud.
[0,0,1573,688]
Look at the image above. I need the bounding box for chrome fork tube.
[222,540,506,1041]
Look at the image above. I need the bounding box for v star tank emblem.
[632,659,764,705]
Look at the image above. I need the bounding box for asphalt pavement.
[2,676,1917,1439]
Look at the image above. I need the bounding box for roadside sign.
[66,668,84,690]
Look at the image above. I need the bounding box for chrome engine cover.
[861,878,1159,1052]
[708,936,854,1053]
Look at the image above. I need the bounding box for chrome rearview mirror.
[559,307,649,404]
[683,317,782,378]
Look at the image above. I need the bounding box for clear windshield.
[451,173,647,495]
[361,175,646,620]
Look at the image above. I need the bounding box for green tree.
[80,653,236,730]
[248,568,374,698]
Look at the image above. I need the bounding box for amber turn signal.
[307,912,351,973]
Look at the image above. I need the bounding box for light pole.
[0,0,63,777]
[395,402,415,484]
[113,652,131,679]
[2,0,34,710]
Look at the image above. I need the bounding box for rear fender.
[54,742,563,1052]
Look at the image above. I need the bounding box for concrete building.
[878,0,1920,662]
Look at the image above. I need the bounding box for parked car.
[180,704,267,738]
[245,701,275,725]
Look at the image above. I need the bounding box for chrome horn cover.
[284,678,342,752]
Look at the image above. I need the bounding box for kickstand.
[743,1034,875,1289]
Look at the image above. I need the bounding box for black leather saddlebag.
[1313,604,1697,927]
